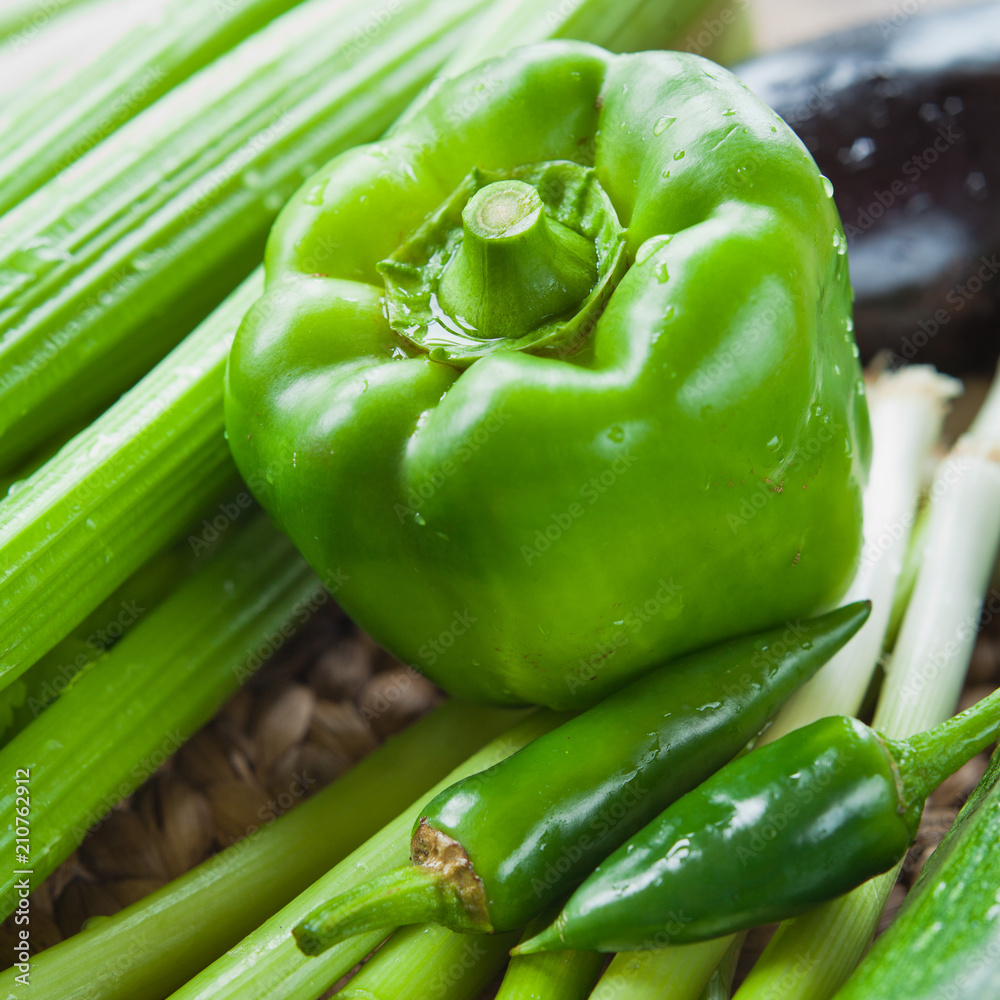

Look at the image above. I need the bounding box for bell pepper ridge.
[225,42,870,709]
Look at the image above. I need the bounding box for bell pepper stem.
[437,178,598,340]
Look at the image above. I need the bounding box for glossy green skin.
[835,747,1000,1000]
[544,716,917,952]
[225,41,870,709]
[420,603,868,931]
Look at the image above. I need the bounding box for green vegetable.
[516,686,1000,954]
[0,274,258,690]
[0,0,491,472]
[292,604,868,951]
[1,701,521,1000]
[0,0,86,40]
[733,363,1000,1000]
[0,0,723,687]
[833,742,1000,999]
[169,711,566,1000]
[589,938,735,1000]
[0,537,203,744]
[495,913,604,1000]
[0,0,305,215]
[0,511,316,920]
[335,924,518,1000]
[226,40,870,710]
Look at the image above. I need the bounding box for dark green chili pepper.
[293,602,869,954]
[516,685,1000,954]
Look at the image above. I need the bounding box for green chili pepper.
[292,603,869,954]
[225,41,870,710]
[515,685,1000,954]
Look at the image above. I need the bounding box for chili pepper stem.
[512,922,566,956]
[293,867,448,955]
[294,834,494,956]
[891,686,1000,809]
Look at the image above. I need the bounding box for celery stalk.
[336,924,519,1000]
[734,362,1000,1000]
[0,0,308,215]
[167,711,567,1000]
[0,0,490,470]
[0,537,204,743]
[1,702,524,1000]
[0,511,319,921]
[0,274,260,689]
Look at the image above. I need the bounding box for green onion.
[734,362,1000,1000]
[584,367,958,1000]
[335,924,519,1000]
[167,711,567,1000]
[758,366,960,743]
[0,273,259,690]
[0,701,522,1000]
[0,511,318,921]
[496,915,604,1000]
[0,0,309,215]
[0,0,491,471]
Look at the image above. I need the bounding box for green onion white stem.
[583,366,957,1000]
[0,702,521,1000]
[761,366,960,744]
[0,512,317,920]
[734,360,1000,1000]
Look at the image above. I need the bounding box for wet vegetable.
[226,41,869,709]
[736,0,1000,373]
[292,604,869,953]
[516,685,1000,953]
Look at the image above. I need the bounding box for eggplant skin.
[735,1,1000,374]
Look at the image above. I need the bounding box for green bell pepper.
[225,41,870,709]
